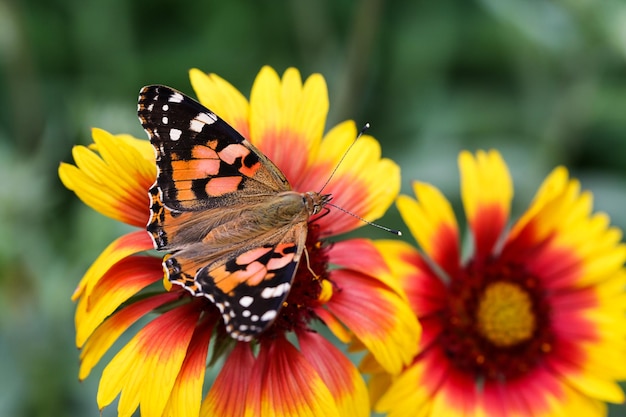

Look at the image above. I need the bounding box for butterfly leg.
[303,247,320,280]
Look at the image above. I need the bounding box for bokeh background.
[2,0,626,416]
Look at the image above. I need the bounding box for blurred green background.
[1,0,626,416]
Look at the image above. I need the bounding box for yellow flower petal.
[72,230,154,303]
[328,269,420,375]
[98,304,200,416]
[328,137,399,223]
[189,68,250,138]
[507,166,626,288]
[249,66,328,185]
[111,134,155,162]
[510,166,569,238]
[375,239,422,295]
[299,331,370,417]
[314,308,352,343]
[561,367,625,404]
[397,182,460,275]
[245,337,340,417]
[329,239,405,300]
[557,382,607,416]
[75,256,162,347]
[201,342,255,417]
[79,293,178,381]
[375,361,433,417]
[366,368,394,411]
[459,149,512,221]
[59,128,155,227]
[163,319,213,417]
[459,149,512,258]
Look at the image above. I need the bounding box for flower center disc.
[441,260,553,381]
[476,282,535,347]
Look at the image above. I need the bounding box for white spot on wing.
[260,282,291,299]
[189,112,217,133]
[189,119,203,133]
[239,296,254,308]
[162,104,169,111]
[198,112,217,124]
[169,92,184,103]
[260,310,277,323]
[162,116,168,125]
[169,128,182,141]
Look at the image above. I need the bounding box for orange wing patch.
[170,182,197,203]
[207,244,297,295]
[170,159,220,178]
[217,143,251,164]
[236,247,274,264]
[211,262,266,295]
[205,176,243,197]
[191,144,219,159]
[267,243,297,270]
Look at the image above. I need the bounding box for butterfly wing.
[138,85,292,250]
[166,221,308,341]
[138,85,289,211]
[138,85,308,340]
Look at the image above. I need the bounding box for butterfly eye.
[303,192,332,216]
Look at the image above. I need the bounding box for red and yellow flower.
[372,150,626,416]
[59,66,419,417]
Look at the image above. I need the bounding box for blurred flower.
[58,66,419,417]
[373,150,626,416]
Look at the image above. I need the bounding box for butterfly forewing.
[138,85,290,212]
[137,85,323,341]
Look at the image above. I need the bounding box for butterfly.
[137,85,331,342]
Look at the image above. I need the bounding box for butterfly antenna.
[318,123,370,195]
[318,123,402,237]
[327,203,402,236]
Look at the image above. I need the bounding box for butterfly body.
[138,85,330,341]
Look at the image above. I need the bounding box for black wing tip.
[138,85,181,109]
[139,84,173,95]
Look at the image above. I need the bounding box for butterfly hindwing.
[165,223,307,341]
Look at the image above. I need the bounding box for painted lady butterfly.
[138,85,331,341]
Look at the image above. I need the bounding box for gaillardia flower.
[373,150,626,416]
[59,66,419,417]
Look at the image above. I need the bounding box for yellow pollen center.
[476,282,535,347]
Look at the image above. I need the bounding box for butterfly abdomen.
[196,192,312,245]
